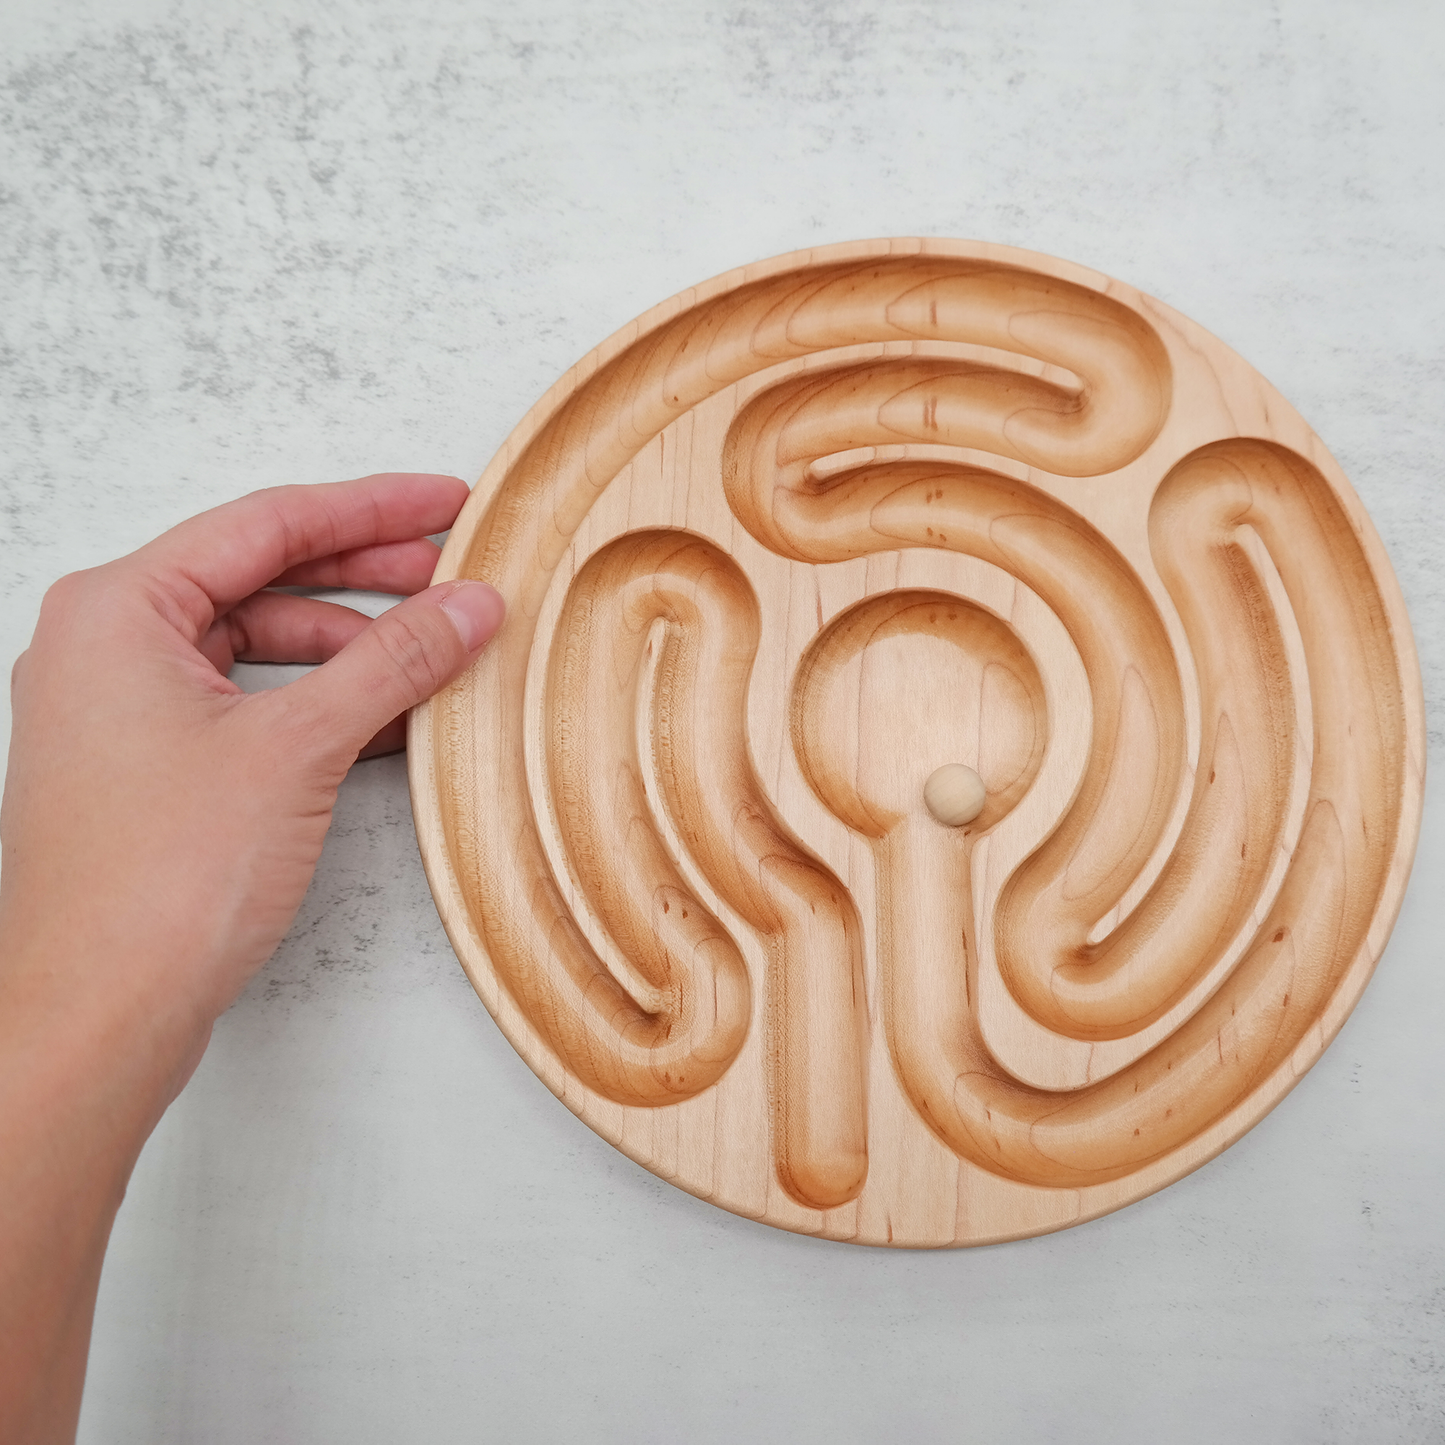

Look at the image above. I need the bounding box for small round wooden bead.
[923,763,986,827]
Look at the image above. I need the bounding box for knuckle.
[373,612,449,696]
[40,568,94,615]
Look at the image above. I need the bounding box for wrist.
[0,913,214,1132]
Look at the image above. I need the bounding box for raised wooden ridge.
[409,239,1425,1247]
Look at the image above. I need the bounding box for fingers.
[127,474,470,636]
[197,593,376,673]
[201,593,438,760]
[270,537,444,594]
[280,581,505,760]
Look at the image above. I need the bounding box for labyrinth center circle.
[789,589,1046,835]
[410,239,1424,1247]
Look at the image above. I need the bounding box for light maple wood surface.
[408,239,1425,1247]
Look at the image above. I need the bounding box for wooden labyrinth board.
[409,239,1425,1247]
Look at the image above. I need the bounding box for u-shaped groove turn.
[548,531,869,1208]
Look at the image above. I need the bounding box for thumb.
[283,580,504,757]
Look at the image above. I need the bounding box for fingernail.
[438,582,506,651]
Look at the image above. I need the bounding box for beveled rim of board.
[408,237,1427,1247]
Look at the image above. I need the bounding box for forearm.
[0,928,209,1445]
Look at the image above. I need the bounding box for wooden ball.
[923,763,986,827]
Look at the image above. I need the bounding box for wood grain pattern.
[408,239,1425,1246]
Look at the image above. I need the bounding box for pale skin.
[0,472,505,1445]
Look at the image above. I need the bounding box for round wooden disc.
[409,239,1424,1247]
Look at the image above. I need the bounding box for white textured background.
[3,2,1443,1441]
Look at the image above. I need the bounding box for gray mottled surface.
[2,2,1442,1441]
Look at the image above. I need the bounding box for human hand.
[0,471,502,1043]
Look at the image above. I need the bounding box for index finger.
[124,473,470,635]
